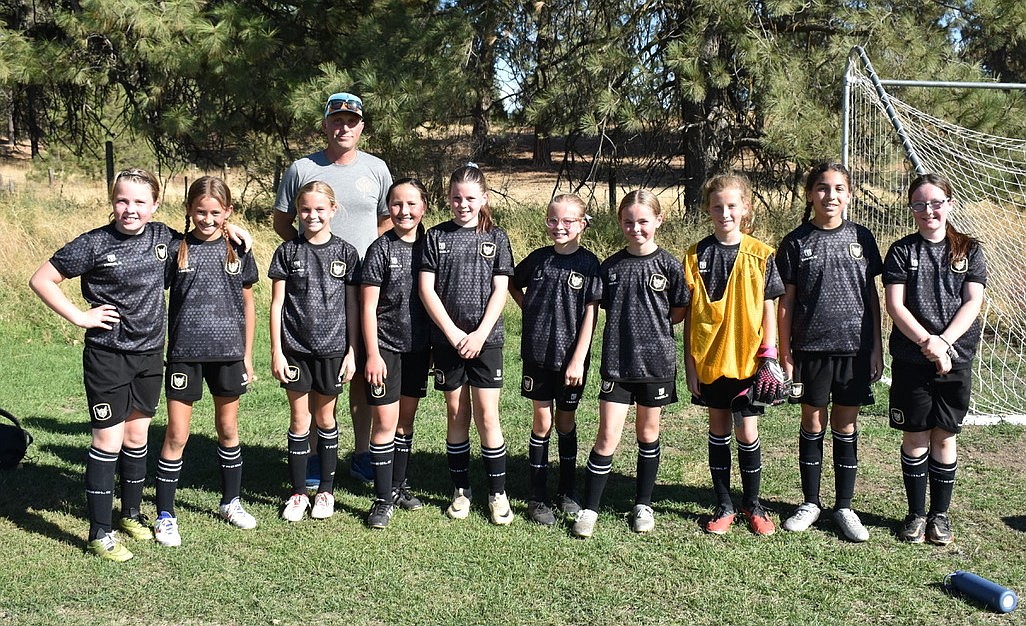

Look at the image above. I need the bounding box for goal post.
[842,46,1026,423]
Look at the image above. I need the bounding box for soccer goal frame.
[841,45,1026,424]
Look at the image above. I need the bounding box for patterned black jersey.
[420,221,515,348]
[599,247,689,382]
[268,234,361,357]
[49,222,175,353]
[513,246,603,370]
[361,231,430,353]
[776,220,882,354]
[883,233,987,366]
[165,235,259,362]
[692,235,785,302]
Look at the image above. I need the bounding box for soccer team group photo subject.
[28,92,986,561]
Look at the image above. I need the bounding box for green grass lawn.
[1,315,1025,626]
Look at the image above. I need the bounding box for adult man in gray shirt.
[273,92,393,482]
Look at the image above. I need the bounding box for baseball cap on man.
[324,92,364,119]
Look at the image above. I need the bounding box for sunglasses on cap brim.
[325,98,363,115]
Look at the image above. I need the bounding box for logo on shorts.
[789,382,803,398]
[285,366,300,382]
[225,259,241,275]
[600,380,614,393]
[848,243,864,259]
[330,260,347,278]
[154,244,168,261]
[170,373,188,390]
[241,372,249,386]
[479,241,496,258]
[655,386,668,400]
[568,271,584,290]
[371,384,386,399]
[522,376,534,392]
[494,368,503,381]
[91,403,112,421]
[649,273,667,292]
[434,369,445,386]
[951,258,968,274]
[890,407,905,425]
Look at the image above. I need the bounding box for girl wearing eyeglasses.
[775,162,883,542]
[883,173,987,546]
[509,194,602,526]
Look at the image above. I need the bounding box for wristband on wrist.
[937,335,952,348]
[756,345,778,360]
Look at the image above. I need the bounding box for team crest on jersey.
[801,247,814,260]
[285,366,300,383]
[479,241,496,259]
[390,256,401,269]
[106,254,117,263]
[600,380,614,393]
[889,408,905,425]
[848,243,864,259]
[371,384,386,399]
[567,271,584,290]
[908,258,919,272]
[91,403,112,422]
[649,273,667,292]
[608,272,618,284]
[698,260,708,272]
[170,373,188,390]
[522,376,534,392]
[789,382,804,398]
[951,258,968,274]
[154,244,168,261]
[224,259,242,275]
[438,242,449,254]
[330,260,347,278]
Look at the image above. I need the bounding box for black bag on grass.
[0,407,32,469]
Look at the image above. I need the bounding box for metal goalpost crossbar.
[841,45,1026,425]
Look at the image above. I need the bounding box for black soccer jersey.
[513,246,603,370]
[420,221,515,348]
[268,234,361,357]
[883,233,987,366]
[692,235,785,302]
[599,247,689,382]
[776,220,882,354]
[165,235,259,362]
[49,222,175,353]
[361,231,430,353]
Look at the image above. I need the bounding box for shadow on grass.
[1003,515,1026,533]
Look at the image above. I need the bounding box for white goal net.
[843,47,1026,422]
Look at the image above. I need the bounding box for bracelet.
[756,345,777,360]
[937,335,952,348]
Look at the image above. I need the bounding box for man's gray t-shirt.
[274,150,392,258]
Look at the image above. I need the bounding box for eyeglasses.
[325,98,363,116]
[908,198,949,212]
[545,217,582,228]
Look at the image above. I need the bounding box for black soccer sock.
[901,449,929,517]
[119,444,148,518]
[708,432,733,509]
[85,446,118,541]
[392,431,413,490]
[446,440,471,490]
[155,456,184,516]
[797,428,825,506]
[287,430,310,495]
[556,426,578,496]
[738,437,762,509]
[582,449,613,512]
[370,439,395,502]
[528,431,550,502]
[635,439,661,507]
[316,426,339,492]
[218,444,243,505]
[832,429,859,510]
[481,442,508,496]
[928,457,957,515]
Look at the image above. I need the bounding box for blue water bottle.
[945,570,1019,613]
